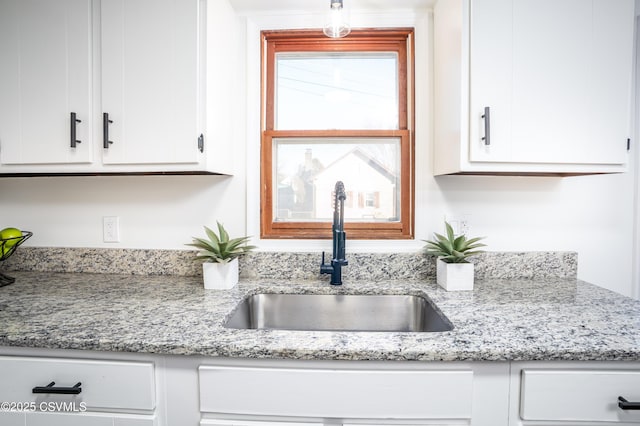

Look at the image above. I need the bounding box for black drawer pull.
[32,381,82,395]
[618,396,640,410]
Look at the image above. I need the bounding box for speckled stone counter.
[0,271,637,361]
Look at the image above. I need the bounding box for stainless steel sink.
[224,293,453,332]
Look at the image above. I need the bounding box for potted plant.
[187,222,255,289]
[423,222,486,291]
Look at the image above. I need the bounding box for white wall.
[0,3,637,298]
[0,174,247,251]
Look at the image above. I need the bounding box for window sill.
[253,239,426,253]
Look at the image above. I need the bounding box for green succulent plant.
[187,222,256,264]
[423,221,486,263]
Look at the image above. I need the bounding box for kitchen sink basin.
[223,293,453,332]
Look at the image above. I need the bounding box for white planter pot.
[436,258,474,291]
[202,258,239,290]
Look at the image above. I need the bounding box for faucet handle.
[335,181,346,201]
[320,251,333,274]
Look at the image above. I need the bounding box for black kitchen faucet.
[320,181,348,285]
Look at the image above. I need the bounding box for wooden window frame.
[261,29,415,240]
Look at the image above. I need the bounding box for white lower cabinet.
[200,421,317,426]
[1,348,639,426]
[2,410,157,426]
[196,360,510,426]
[510,362,640,425]
[25,412,156,426]
[196,360,640,426]
[199,422,461,426]
[199,366,473,418]
[0,353,158,426]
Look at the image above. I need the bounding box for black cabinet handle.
[198,133,204,153]
[70,112,81,148]
[481,106,491,146]
[619,396,640,410]
[32,381,82,395]
[103,112,114,148]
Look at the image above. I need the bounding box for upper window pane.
[275,52,398,130]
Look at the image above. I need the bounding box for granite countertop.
[0,271,638,361]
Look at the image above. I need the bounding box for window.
[261,29,414,239]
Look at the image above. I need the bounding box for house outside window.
[261,29,414,239]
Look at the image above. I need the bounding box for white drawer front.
[0,412,25,426]
[0,356,155,412]
[200,421,317,426]
[0,411,157,426]
[199,366,473,419]
[521,369,640,422]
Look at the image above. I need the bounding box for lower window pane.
[274,138,401,222]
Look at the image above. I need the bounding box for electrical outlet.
[103,216,120,243]
[445,214,472,235]
[459,214,471,235]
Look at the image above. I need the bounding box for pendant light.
[323,0,351,38]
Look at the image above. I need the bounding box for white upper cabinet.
[0,0,236,175]
[0,0,93,165]
[101,0,201,165]
[434,0,635,175]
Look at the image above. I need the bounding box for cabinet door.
[101,0,201,165]
[114,418,157,426]
[200,421,317,426]
[27,412,112,426]
[470,0,633,165]
[0,0,92,165]
[520,369,640,422]
[0,356,155,412]
[468,0,513,163]
[0,412,25,426]
[200,366,473,419]
[26,412,156,426]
